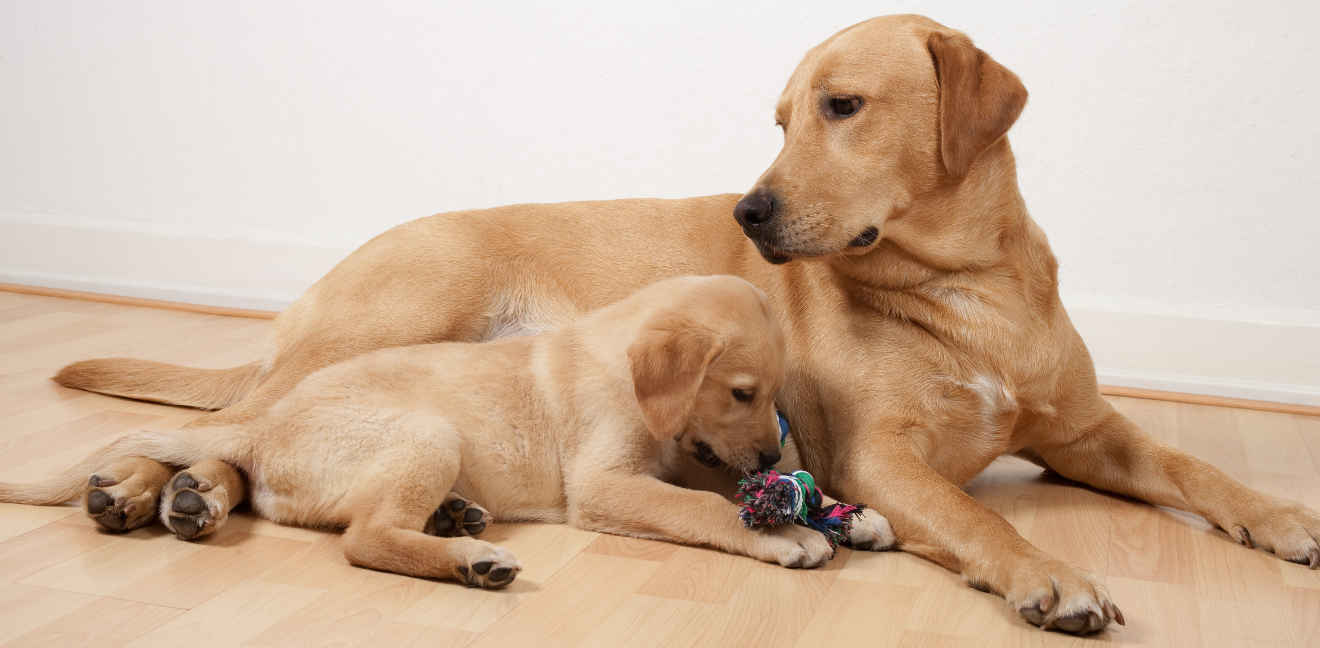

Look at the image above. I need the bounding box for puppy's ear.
[927,32,1028,178]
[628,321,725,442]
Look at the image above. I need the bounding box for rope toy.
[736,411,864,547]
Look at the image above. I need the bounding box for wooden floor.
[0,291,1317,647]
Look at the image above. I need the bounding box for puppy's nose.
[734,190,776,228]
[757,450,781,471]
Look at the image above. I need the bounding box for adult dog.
[54,14,1319,633]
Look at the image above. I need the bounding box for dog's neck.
[829,139,1061,338]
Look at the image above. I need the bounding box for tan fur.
[4,276,898,586]
[38,14,1319,631]
[54,358,263,410]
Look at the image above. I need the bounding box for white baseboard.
[3,219,1317,406]
[0,219,349,312]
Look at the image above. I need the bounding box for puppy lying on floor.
[0,275,893,588]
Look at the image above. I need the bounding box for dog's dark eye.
[732,388,755,403]
[825,96,862,119]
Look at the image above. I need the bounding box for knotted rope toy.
[735,412,864,547]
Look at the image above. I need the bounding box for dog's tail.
[0,429,235,506]
[53,359,265,410]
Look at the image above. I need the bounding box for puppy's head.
[627,276,786,473]
[734,14,1028,263]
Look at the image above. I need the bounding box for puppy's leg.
[571,472,834,568]
[85,456,173,532]
[1032,402,1320,568]
[834,434,1122,635]
[342,478,519,587]
[345,521,520,588]
[160,459,247,541]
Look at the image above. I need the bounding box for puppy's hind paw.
[427,492,492,537]
[160,470,229,541]
[83,458,173,532]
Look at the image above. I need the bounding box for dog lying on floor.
[0,275,894,587]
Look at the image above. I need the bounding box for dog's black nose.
[757,450,781,471]
[734,190,775,228]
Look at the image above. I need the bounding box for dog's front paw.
[1005,556,1123,634]
[844,508,896,551]
[455,542,521,589]
[1226,502,1320,568]
[756,524,834,568]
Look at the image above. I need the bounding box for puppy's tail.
[0,429,236,506]
[53,359,265,410]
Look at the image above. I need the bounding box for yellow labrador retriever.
[0,276,897,586]
[45,14,1318,632]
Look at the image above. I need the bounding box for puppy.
[0,275,892,587]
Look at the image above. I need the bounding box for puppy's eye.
[825,96,862,119]
[731,388,755,403]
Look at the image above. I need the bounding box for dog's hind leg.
[160,459,247,541]
[339,435,520,586]
[85,456,174,532]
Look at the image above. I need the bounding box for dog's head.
[734,14,1028,263]
[627,276,786,473]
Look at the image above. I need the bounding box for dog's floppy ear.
[628,318,725,442]
[927,32,1028,178]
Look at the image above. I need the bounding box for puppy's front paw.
[844,508,896,551]
[1006,556,1122,634]
[757,524,834,569]
[1225,502,1320,568]
[455,543,521,589]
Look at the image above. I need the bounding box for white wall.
[2,1,1317,404]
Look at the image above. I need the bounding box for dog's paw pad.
[163,487,218,541]
[455,547,520,589]
[1017,599,1052,627]
[1051,609,1104,634]
[171,471,200,491]
[85,481,156,532]
[427,494,492,537]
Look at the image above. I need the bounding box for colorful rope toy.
[739,411,863,547]
[735,468,864,547]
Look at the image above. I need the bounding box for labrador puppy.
[48,14,1318,632]
[1,276,894,587]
